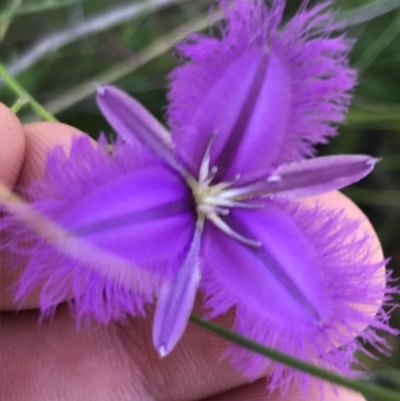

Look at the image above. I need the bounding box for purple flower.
[1,0,398,391]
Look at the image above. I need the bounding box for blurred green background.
[1,0,399,394]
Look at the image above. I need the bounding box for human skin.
[0,102,378,400]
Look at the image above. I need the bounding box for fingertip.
[300,191,386,334]
[17,121,89,187]
[0,103,26,189]
[302,191,383,263]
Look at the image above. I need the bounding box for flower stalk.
[0,63,58,122]
[190,313,400,401]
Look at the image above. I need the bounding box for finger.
[302,191,383,264]
[0,103,25,188]
[0,297,369,401]
[0,305,245,401]
[0,121,87,310]
[18,121,87,187]
[204,377,366,401]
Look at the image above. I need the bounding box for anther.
[199,132,218,183]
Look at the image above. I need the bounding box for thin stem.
[10,96,30,114]
[0,63,58,122]
[0,0,22,40]
[189,314,400,401]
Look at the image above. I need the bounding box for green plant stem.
[0,63,58,122]
[10,96,30,114]
[0,0,23,40]
[189,314,400,401]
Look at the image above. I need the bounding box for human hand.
[0,103,380,400]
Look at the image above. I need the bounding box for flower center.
[190,135,261,247]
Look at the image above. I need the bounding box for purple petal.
[153,220,203,356]
[60,166,194,268]
[233,155,377,199]
[0,136,196,322]
[201,199,398,388]
[1,195,163,321]
[97,85,191,180]
[202,202,328,326]
[171,48,281,177]
[167,0,356,177]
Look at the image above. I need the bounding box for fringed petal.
[201,199,398,391]
[201,202,328,326]
[0,135,196,323]
[60,167,194,268]
[167,0,356,177]
[275,1,356,162]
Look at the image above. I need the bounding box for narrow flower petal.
[232,155,377,199]
[0,136,196,322]
[168,0,356,177]
[153,219,204,356]
[97,85,192,180]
